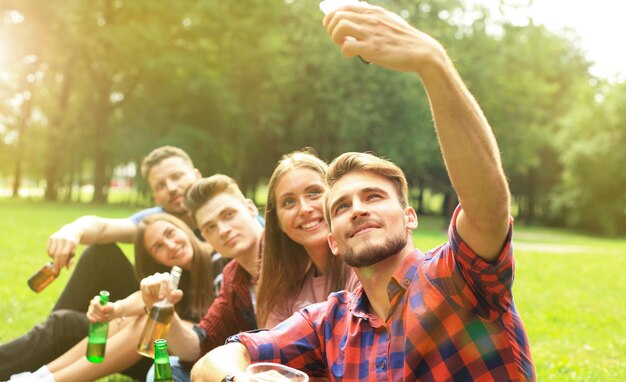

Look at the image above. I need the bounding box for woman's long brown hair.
[256,149,346,327]
[134,213,214,320]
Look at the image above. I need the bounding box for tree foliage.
[551,81,626,234]
[0,0,622,234]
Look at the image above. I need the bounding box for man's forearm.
[48,215,135,270]
[419,55,510,225]
[72,216,137,244]
[191,343,250,382]
[167,315,202,361]
[421,58,509,218]
[415,53,511,260]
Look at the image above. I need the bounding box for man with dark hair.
[139,174,264,382]
[191,3,535,381]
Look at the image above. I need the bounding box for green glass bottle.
[153,339,173,382]
[86,290,110,363]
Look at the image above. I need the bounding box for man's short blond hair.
[184,174,246,224]
[325,152,409,223]
[140,146,194,179]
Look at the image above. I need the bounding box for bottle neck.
[154,345,173,381]
[99,291,110,306]
[155,297,171,306]
[156,270,180,306]
[154,346,170,361]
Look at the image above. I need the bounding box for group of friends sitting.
[0,3,535,381]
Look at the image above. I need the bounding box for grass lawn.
[1,198,625,380]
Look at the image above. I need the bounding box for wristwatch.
[221,373,236,382]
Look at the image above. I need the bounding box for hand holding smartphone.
[319,0,369,64]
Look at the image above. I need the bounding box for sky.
[466,0,625,80]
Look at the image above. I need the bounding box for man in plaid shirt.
[192,2,535,381]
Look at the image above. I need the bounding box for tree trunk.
[44,58,75,201]
[75,162,84,203]
[416,187,425,214]
[526,170,536,224]
[11,157,22,198]
[11,80,36,198]
[65,165,76,203]
[90,84,112,204]
[92,137,108,204]
[441,191,458,225]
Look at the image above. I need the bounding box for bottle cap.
[98,290,110,305]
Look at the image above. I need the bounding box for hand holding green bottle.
[86,290,110,363]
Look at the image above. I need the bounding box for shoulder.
[329,288,357,301]
[222,259,240,279]
[221,260,252,292]
[323,289,356,312]
[296,290,357,331]
[128,206,164,224]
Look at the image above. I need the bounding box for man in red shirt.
[140,174,264,380]
[191,2,535,381]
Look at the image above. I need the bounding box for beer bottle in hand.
[86,290,110,363]
[137,266,182,358]
[28,262,59,293]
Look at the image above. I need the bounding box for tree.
[552,80,626,234]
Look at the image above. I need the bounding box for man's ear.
[328,233,340,256]
[405,207,418,230]
[193,168,202,180]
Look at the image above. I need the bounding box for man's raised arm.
[323,3,510,261]
[47,216,137,271]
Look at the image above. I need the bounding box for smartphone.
[319,0,359,15]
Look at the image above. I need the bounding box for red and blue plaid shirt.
[230,207,535,381]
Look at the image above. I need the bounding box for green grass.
[1,198,625,380]
[0,198,137,381]
[513,227,626,380]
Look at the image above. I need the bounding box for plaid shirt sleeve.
[228,301,331,377]
[424,205,514,320]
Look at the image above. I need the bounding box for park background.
[0,0,624,380]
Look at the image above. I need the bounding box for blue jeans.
[146,356,190,382]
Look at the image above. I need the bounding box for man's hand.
[322,2,446,74]
[139,272,183,311]
[324,3,510,259]
[190,343,251,381]
[46,216,138,273]
[47,226,80,272]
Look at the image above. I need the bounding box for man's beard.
[340,229,408,268]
